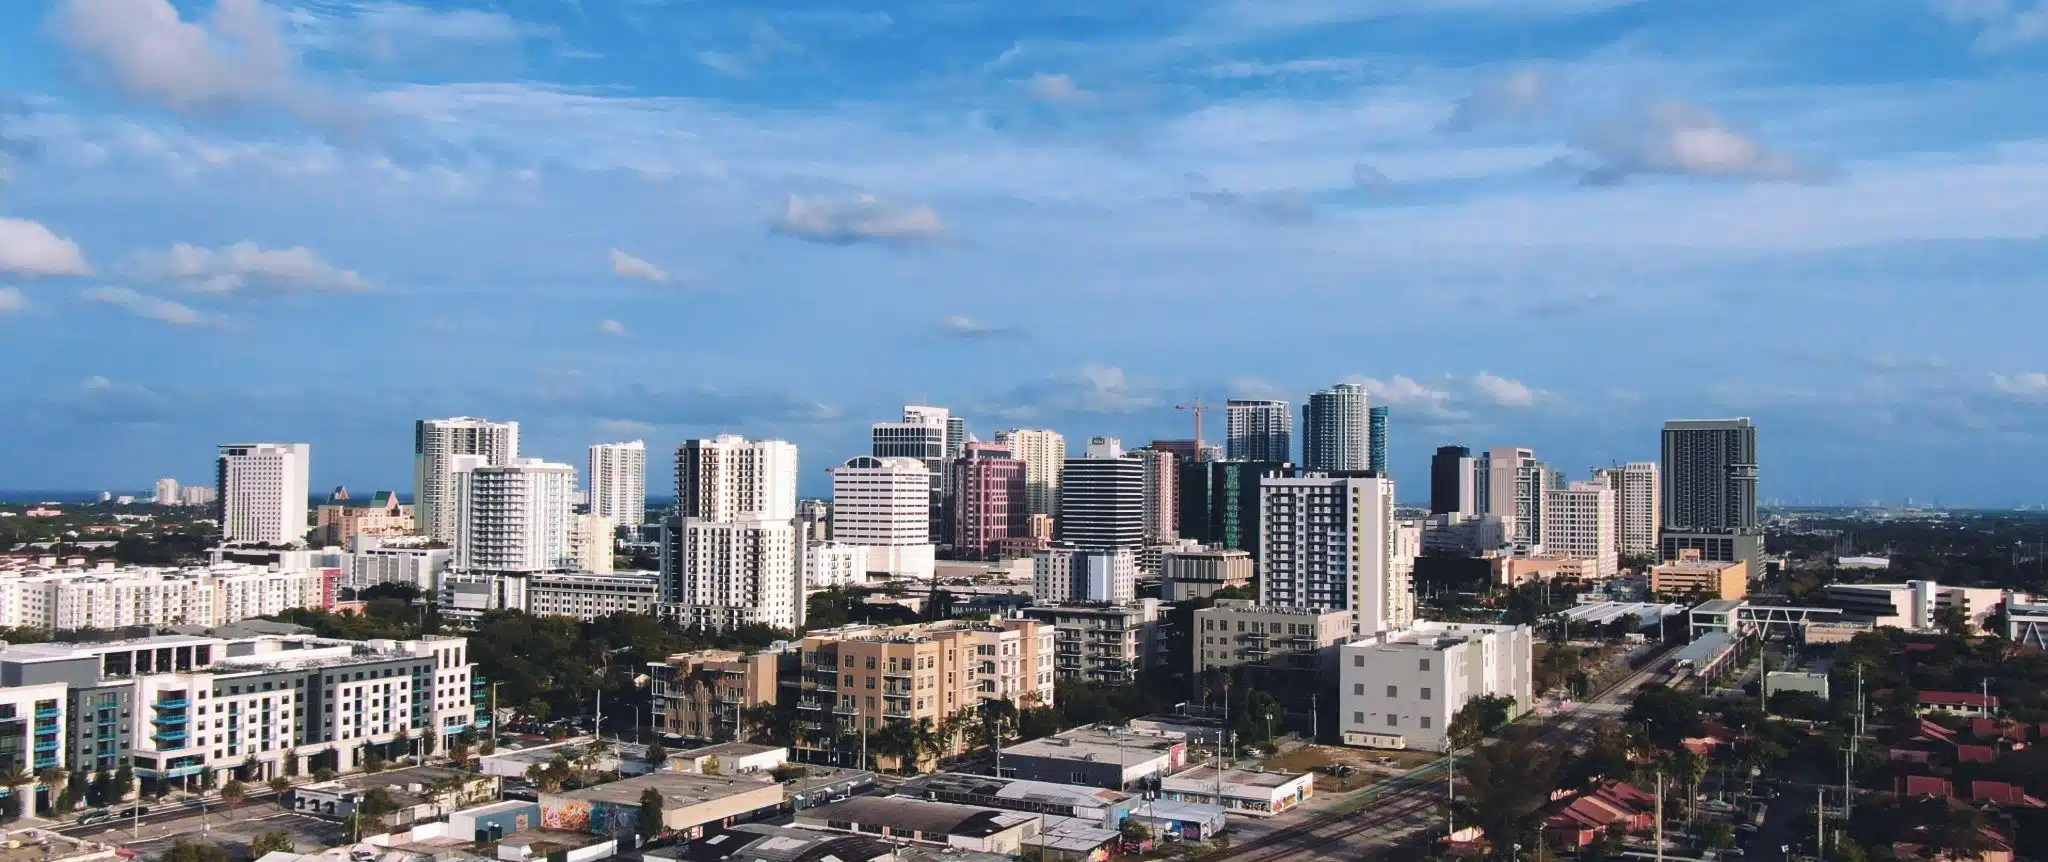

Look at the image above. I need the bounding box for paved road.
[45,788,289,839]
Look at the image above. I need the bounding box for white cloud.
[0,218,93,277]
[772,195,947,246]
[1440,69,1549,132]
[609,249,669,283]
[81,286,216,326]
[1227,377,1290,401]
[596,418,656,438]
[49,0,299,112]
[695,20,797,77]
[939,315,1019,338]
[599,319,628,336]
[1347,375,1464,418]
[1991,371,2048,398]
[1471,371,1538,408]
[1937,0,2048,51]
[1027,73,1090,103]
[81,375,112,391]
[137,241,366,293]
[1576,102,1816,184]
[0,287,25,314]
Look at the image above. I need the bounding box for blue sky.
[4,0,2048,506]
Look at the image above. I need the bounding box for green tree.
[37,768,68,814]
[269,776,290,796]
[1624,685,1706,751]
[1448,732,1562,860]
[1119,818,1152,843]
[1703,822,1735,849]
[1932,604,1972,637]
[250,829,295,855]
[0,765,30,821]
[644,741,666,766]
[1904,796,1994,861]
[113,763,132,801]
[637,787,664,840]
[1447,694,1517,750]
[221,779,247,815]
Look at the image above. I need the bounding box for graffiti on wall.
[541,799,592,832]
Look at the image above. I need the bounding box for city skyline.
[3,1,2047,505]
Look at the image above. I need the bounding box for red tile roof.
[1920,691,1999,708]
[1903,775,1954,798]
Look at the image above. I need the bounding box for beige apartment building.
[647,648,785,741]
[314,490,415,546]
[794,616,1054,770]
[1650,550,1751,600]
[1194,599,1354,675]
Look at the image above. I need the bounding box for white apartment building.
[528,571,661,619]
[451,458,575,575]
[1339,621,1532,752]
[829,456,936,579]
[0,563,331,631]
[180,486,218,507]
[217,443,311,545]
[674,436,799,522]
[415,417,521,543]
[673,519,803,631]
[0,632,476,791]
[805,542,871,590]
[587,440,647,526]
[872,408,950,543]
[1541,481,1618,578]
[1302,383,1370,473]
[345,538,451,593]
[1225,399,1293,463]
[0,683,70,815]
[1194,599,1353,675]
[571,513,616,574]
[993,429,1066,519]
[1594,462,1661,559]
[1032,546,1137,605]
[1259,473,1409,637]
[155,478,180,506]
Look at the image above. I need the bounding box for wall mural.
[541,799,591,832]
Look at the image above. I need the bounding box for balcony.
[34,756,56,770]
[797,699,824,712]
[34,740,59,753]
[152,714,188,726]
[833,703,859,716]
[883,707,913,719]
[151,730,187,746]
[34,708,59,719]
[882,667,912,679]
[154,698,189,710]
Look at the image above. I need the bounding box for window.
[1353,711,1364,724]
[1354,655,1364,667]
[1352,684,1363,695]
[1386,714,1398,727]
[1420,688,1432,701]
[1420,716,1432,729]
[1386,685,1398,698]
[1419,658,1430,672]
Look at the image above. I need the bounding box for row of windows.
[1352,712,1433,729]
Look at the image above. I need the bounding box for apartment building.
[1338,621,1532,752]
[1649,552,1751,601]
[435,571,660,622]
[0,563,335,632]
[1022,601,1161,684]
[314,490,414,546]
[1031,546,1135,605]
[0,683,70,815]
[1193,600,1353,676]
[0,632,478,794]
[217,443,312,546]
[1161,549,1252,602]
[344,538,452,593]
[647,648,786,741]
[1541,481,1618,579]
[793,617,1054,768]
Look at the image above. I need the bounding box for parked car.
[76,810,111,825]
[114,806,150,819]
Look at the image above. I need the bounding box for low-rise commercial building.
[436,570,661,622]
[1337,621,1532,751]
[1159,765,1314,817]
[543,771,784,839]
[1496,555,1605,587]
[673,742,788,776]
[1826,580,2004,633]
[1649,551,1750,600]
[895,772,1139,828]
[2006,601,2048,649]
[290,765,498,825]
[1192,600,1352,676]
[998,725,1188,790]
[346,538,452,593]
[795,796,1042,854]
[0,562,335,631]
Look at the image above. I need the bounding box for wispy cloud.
[609,249,669,283]
[939,315,1022,339]
[80,286,218,326]
[1440,69,1549,132]
[1991,371,2048,399]
[695,20,798,77]
[1936,0,2048,51]
[772,195,948,247]
[1189,189,1316,224]
[0,287,25,315]
[49,0,301,113]
[1026,73,1091,103]
[0,218,92,277]
[1471,371,1539,408]
[1575,102,1820,185]
[599,319,628,336]
[132,241,368,294]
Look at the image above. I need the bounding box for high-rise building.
[1660,418,1761,569]
[1541,481,1618,578]
[1302,383,1370,472]
[1177,460,1294,560]
[1429,446,1478,516]
[1478,447,1549,553]
[217,443,311,545]
[153,477,180,506]
[571,513,616,573]
[994,429,1066,519]
[1225,399,1293,463]
[1259,472,1406,637]
[179,485,217,507]
[451,457,576,574]
[587,440,647,526]
[875,408,949,543]
[674,435,799,522]
[666,436,801,617]
[830,455,937,579]
[1057,438,1146,550]
[952,443,1025,560]
[1594,462,1661,560]
[1134,447,1178,543]
[1368,406,1390,474]
[1033,546,1137,605]
[415,417,520,542]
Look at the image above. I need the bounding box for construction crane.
[1176,397,1216,455]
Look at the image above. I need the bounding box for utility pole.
[1654,770,1664,862]
[1816,786,1825,859]
[1447,746,1457,840]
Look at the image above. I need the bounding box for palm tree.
[910,718,943,773]
[0,765,32,821]
[38,768,67,813]
[220,779,247,816]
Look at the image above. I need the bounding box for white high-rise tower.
[452,458,577,574]
[587,440,647,526]
[1542,480,1618,578]
[217,443,311,545]
[994,429,1067,519]
[415,417,520,542]
[1302,383,1370,472]
[666,436,803,631]
[830,456,936,579]
[1225,399,1293,463]
[1594,462,1661,560]
[1259,471,1404,637]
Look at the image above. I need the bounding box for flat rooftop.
[1003,725,1183,764]
[683,742,782,760]
[1560,602,1686,626]
[1162,764,1305,789]
[800,796,1034,838]
[1672,631,1736,665]
[1692,599,1745,615]
[553,770,777,807]
[329,765,478,793]
[897,772,1134,808]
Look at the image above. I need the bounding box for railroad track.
[1209,642,1682,862]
